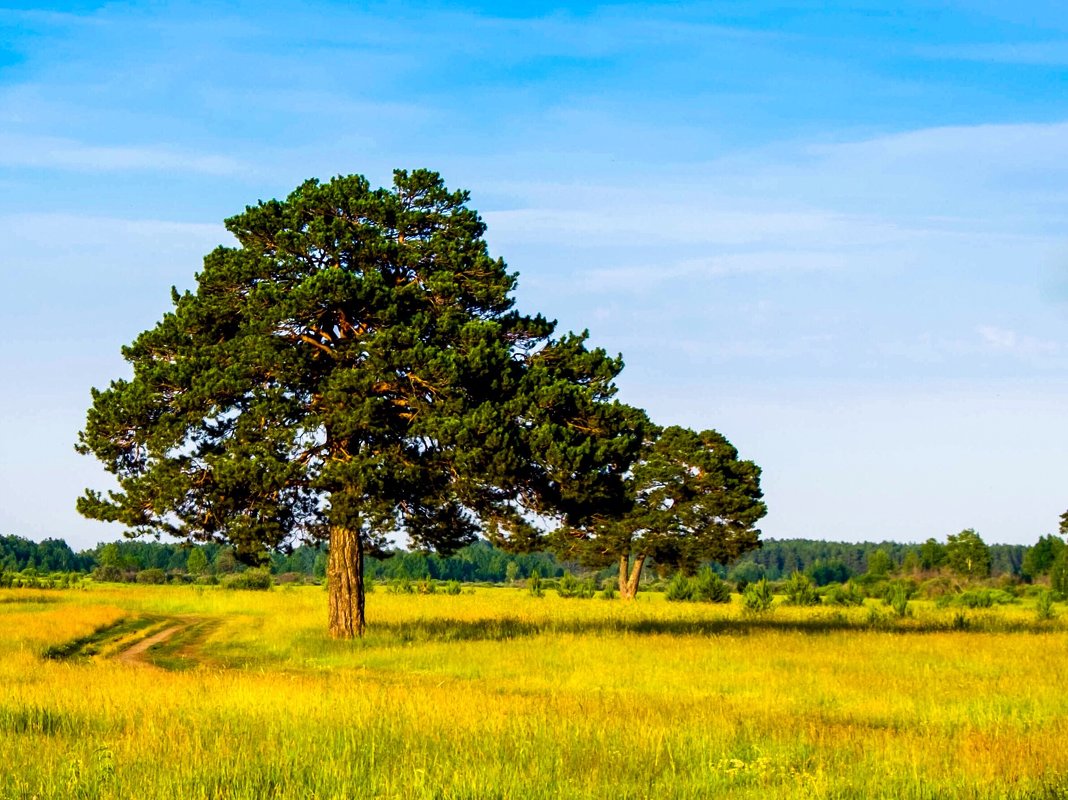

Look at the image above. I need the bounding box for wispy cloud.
[0,134,251,176]
[977,325,1062,360]
[916,41,1068,66]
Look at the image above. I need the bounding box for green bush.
[938,588,1016,609]
[664,573,693,602]
[528,568,543,598]
[444,580,462,595]
[220,568,273,591]
[742,578,774,614]
[557,571,580,598]
[387,577,414,594]
[692,567,731,603]
[600,580,617,600]
[1036,590,1056,621]
[136,568,168,585]
[783,571,820,606]
[886,583,911,618]
[822,581,865,607]
[92,565,125,583]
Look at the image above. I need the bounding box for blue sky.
[2,1,1066,549]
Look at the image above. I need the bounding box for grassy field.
[1,584,1067,799]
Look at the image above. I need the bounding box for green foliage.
[505,561,520,584]
[185,547,209,576]
[727,560,764,585]
[692,567,731,603]
[865,549,892,578]
[665,567,731,603]
[547,425,765,595]
[885,583,911,618]
[528,568,543,598]
[444,580,462,595]
[92,565,124,583]
[1036,591,1056,621]
[919,538,947,570]
[599,580,617,600]
[822,581,865,607]
[76,170,644,634]
[220,568,273,591]
[557,571,580,598]
[742,578,774,613]
[946,529,991,579]
[0,535,88,573]
[1022,535,1064,579]
[664,573,692,602]
[388,577,414,594]
[806,559,852,586]
[135,568,168,585]
[783,571,820,606]
[552,572,595,599]
[938,589,1016,609]
[1050,548,1068,595]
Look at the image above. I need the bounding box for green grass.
[1,584,1067,798]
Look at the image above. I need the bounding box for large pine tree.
[77,170,643,636]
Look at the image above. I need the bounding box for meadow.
[2,583,1067,799]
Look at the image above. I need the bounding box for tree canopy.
[77,170,642,636]
[945,528,991,579]
[539,425,766,598]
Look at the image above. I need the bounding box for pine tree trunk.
[328,525,365,638]
[618,554,646,600]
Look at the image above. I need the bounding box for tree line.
[0,531,1051,585]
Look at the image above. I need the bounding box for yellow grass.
[1,585,1066,798]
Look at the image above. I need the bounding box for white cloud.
[977,325,1062,359]
[916,41,1068,66]
[0,134,251,176]
[0,213,227,262]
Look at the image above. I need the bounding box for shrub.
[665,573,693,602]
[939,588,1016,609]
[444,580,462,595]
[742,578,774,614]
[528,568,543,598]
[221,568,273,591]
[783,571,820,606]
[692,567,731,603]
[1036,591,1056,621]
[557,571,580,599]
[886,583,911,618]
[388,577,414,594]
[416,579,436,595]
[136,568,168,585]
[918,575,955,599]
[822,581,865,607]
[600,580,617,600]
[92,565,125,583]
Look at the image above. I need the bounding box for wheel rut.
[44,615,216,669]
[117,623,188,666]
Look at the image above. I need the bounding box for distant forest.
[0,534,1033,584]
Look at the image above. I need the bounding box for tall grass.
[0,585,1066,798]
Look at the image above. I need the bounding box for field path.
[117,622,188,666]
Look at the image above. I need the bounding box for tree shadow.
[371,612,1052,643]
